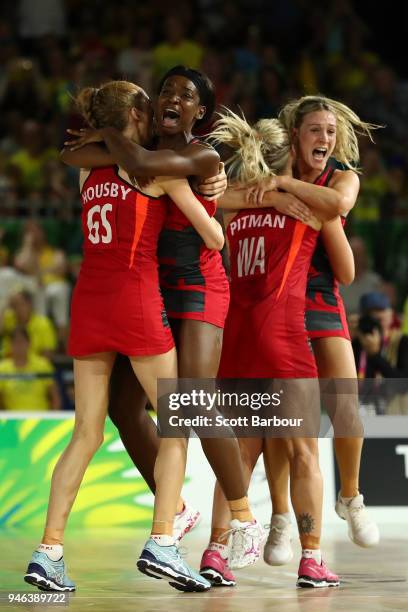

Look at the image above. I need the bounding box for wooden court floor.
[1,525,407,612]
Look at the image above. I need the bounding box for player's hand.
[197,162,227,201]
[65,128,104,151]
[271,193,311,223]
[245,177,278,207]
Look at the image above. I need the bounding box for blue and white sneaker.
[137,538,211,592]
[24,551,75,592]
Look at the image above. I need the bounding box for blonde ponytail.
[210,107,290,184]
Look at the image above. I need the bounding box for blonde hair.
[75,81,149,131]
[279,95,380,171]
[210,107,290,184]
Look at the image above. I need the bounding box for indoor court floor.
[0,525,407,612]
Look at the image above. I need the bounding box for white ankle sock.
[208,541,229,559]
[151,534,175,546]
[302,548,321,565]
[37,543,63,561]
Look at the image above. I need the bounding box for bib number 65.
[87,203,113,244]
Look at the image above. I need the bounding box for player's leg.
[25,352,116,592]
[262,439,293,565]
[108,355,158,494]
[130,347,209,591]
[201,438,263,586]
[312,337,379,547]
[285,436,339,588]
[176,319,265,569]
[108,356,188,521]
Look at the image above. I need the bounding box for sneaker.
[200,549,236,587]
[297,557,340,588]
[24,551,75,592]
[228,519,266,569]
[137,538,211,592]
[335,493,379,547]
[173,503,201,543]
[263,514,293,566]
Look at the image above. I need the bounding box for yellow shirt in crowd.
[2,310,57,357]
[0,353,55,410]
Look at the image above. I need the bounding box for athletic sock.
[228,496,253,523]
[339,495,355,504]
[150,534,175,547]
[37,543,63,561]
[302,548,322,565]
[208,541,229,560]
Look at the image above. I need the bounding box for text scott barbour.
[168,415,304,427]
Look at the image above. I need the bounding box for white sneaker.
[173,502,201,543]
[263,514,293,566]
[335,493,379,547]
[228,518,266,569]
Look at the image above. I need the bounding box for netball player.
[24,80,227,593]
[60,68,265,586]
[196,108,340,588]
[245,97,379,563]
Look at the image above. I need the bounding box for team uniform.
[158,143,229,328]
[68,166,174,357]
[218,208,319,378]
[305,167,351,340]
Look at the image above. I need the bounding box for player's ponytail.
[76,87,100,128]
[75,81,150,132]
[210,107,290,183]
[279,95,381,172]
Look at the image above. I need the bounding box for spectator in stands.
[353,292,408,377]
[116,29,154,93]
[0,326,60,410]
[14,220,70,346]
[354,146,390,222]
[153,16,204,80]
[353,292,408,413]
[1,289,57,358]
[340,236,384,313]
[8,120,58,196]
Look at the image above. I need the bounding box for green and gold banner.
[0,418,153,528]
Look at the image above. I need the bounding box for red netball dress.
[218,208,319,379]
[305,166,351,340]
[158,190,230,328]
[68,166,174,357]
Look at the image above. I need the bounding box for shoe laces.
[349,503,369,529]
[224,523,259,559]
[269,523,290,545]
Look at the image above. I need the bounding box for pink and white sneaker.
[228,519,266,569]
[173,502,201,543]
[200,549,236,587]
[297,557,340,588]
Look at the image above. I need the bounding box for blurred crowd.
[0,0,407,410]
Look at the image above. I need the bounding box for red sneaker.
[200,549,236,587]
[297,557,340,588]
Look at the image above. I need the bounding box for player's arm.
[321,217,355,285]
[66,126,220,178]
[219,186,313,224]
[60,143,115,169]
[158,177,224,250]
[275,170,360,219]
